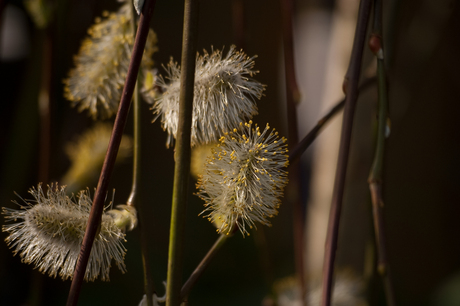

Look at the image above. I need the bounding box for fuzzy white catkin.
[2,184,136,281]
[64,3,157,119]
[196,121,289,236]
[148,46,265,148]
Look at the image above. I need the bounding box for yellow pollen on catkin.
[197,122,289,237]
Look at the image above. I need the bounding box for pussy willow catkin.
[197,121,289,236]
[148,46,265,148]
[2,184,137,281]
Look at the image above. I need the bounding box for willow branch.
[368,0,396,305]
[66,1,157,305]
[279,0,305,302]
[321,0,372,305]
[165,1,199,305]
[126,3,156,306]
[180,234,228,300]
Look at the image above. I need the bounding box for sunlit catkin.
[2,184,137,281]
[196,122,289,236]
[64,3,157,119]
[147,46,265,148]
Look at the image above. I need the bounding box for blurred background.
[0,0,459,305]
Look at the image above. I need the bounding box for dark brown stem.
[280,0,301,108]
[165,0,199,305]
[66,1,157,305]
[321,1,372,305]
[279,0,305,302]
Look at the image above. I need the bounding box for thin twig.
[128,6,157,303]
[180,234,228,300]
[279,0,305,302]
[288,76,376,165]
[126,3,156,305]
[321,0,372,305]
[66,1,157,305]
[131,70,156,306]
[139,209,156,306]
[165,1,199,305]
[126,78,141,206]
[368,0,396,305]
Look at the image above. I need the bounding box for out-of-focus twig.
[279,0,305,302]
[368,0,396,305]
[321,0,372,305]
[180,234,229,300]
[127,3,155,306]
[288,77,376,165]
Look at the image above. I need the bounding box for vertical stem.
[127,2,141,209]
[232,0,245,49]
[129,68,156,306]
[368,0,396,305]
[279,0,305,302]
[127,6,156,305]
[321,1,372,305]
[288,77,376,165]
[66,1,156,305]
[127,76,141,205]
[165,1,198,305]
[139,206,156,306]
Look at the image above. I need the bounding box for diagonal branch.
[321,0,372,305]
[180,234,229,301]
[288,77,376,165]
[66,1,157,305]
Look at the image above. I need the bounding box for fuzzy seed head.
[64,3,157,119]
[196,122,289,236]
[2,184,129,281]
[148,46,265,148]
